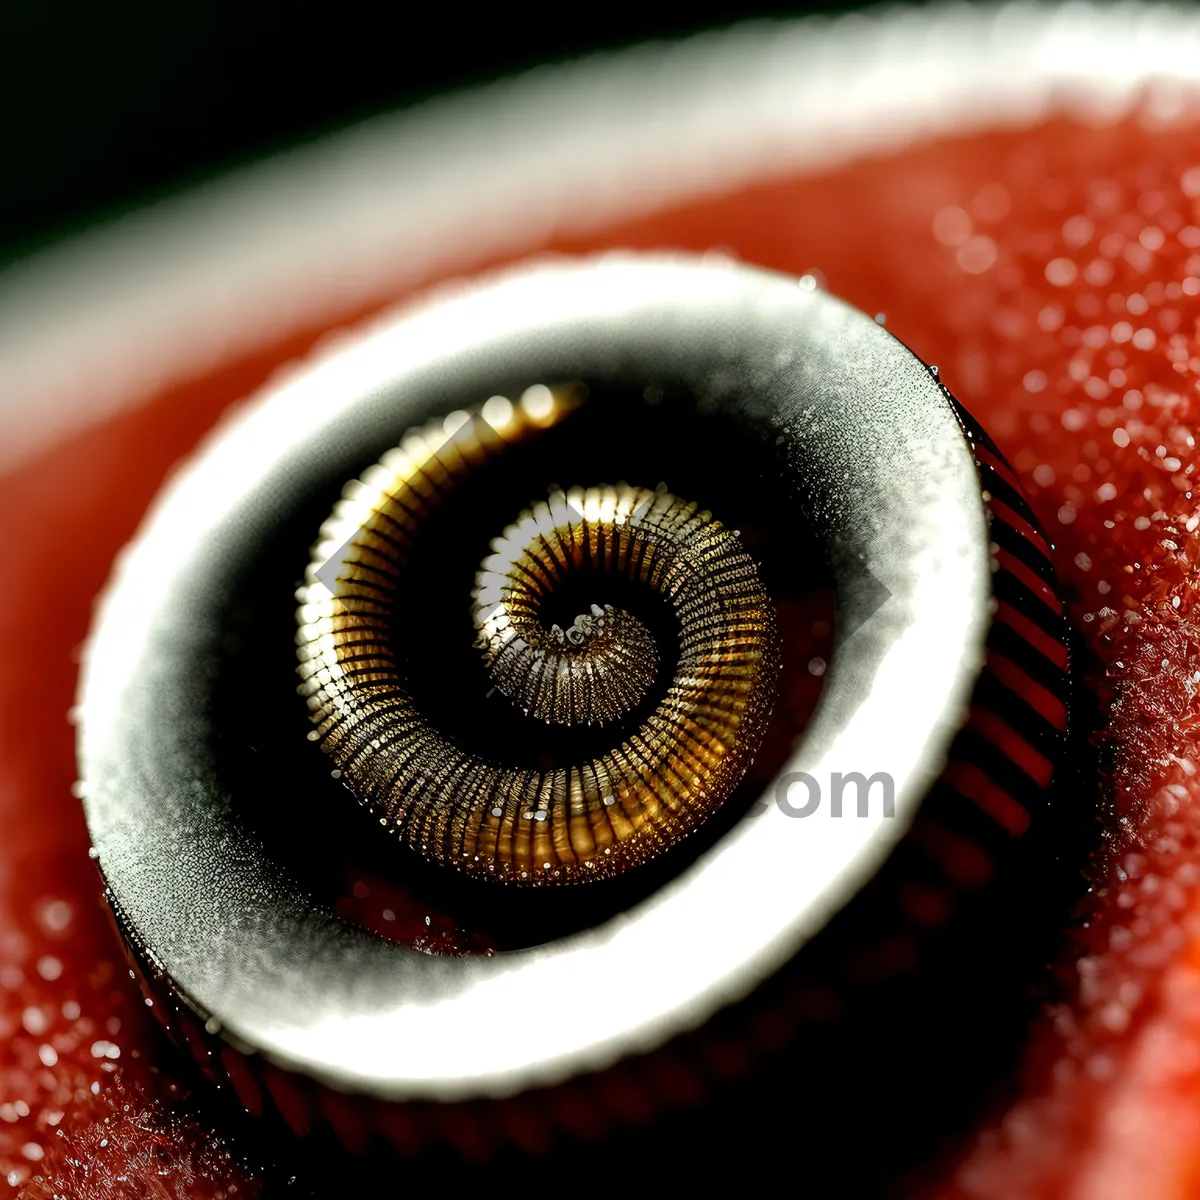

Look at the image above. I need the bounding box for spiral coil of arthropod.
[296,391,780,883]
[77,256,1082,1181]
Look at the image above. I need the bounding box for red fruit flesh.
[5,101,1200,1197]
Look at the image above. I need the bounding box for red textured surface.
[5,99,1200,1197]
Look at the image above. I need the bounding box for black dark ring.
[77,254,1018,1101]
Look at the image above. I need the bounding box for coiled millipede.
[76,256,1079,1164]
[296,392,780,882]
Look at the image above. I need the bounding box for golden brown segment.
[295,393,779,883]
[473,489,673,727]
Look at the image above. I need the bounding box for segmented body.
[296,395,779,883]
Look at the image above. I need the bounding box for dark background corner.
[0,2,878,266]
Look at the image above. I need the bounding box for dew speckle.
[957,234,997,274]
[34,898,73,936]
[1046,257,1079,286]
[22,1007,48,1037]
[933,204,972,246]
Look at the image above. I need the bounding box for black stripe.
[990,510,1059,588]
[987,621,1071,701]
[991,570,1068,642]
[972,671,1068,760]
[983,467,1049,545]
[923,779,1044,860]
[947,389,1058,545]
[952,726,1055,804]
